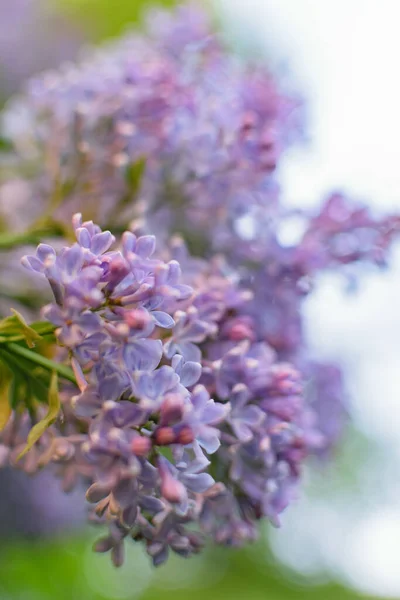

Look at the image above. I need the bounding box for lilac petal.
[124,339,162,371]
[72,213,83,231]
[77,311,102,332]
[99,373,126,401]
[21,255,44,272]
[184,472,214,493]
[36,244,56,263]
[77,228,91,248]
[145,296,165,310]
[199,303,224,321]
[231,384,251,409]
[201,400,229,424]
[135,235,156,258]
[179,361,202,387]
[197,429,220,454]
[171,354,184,371]
[111,544,125,568]
[72,389,102,418]
[153,366,179,394]
[139,496,165,514]
[190,385,209,411]
[160,470,187,505]
[154,264,169,286]
[113,477,137,509]
[240,405,265,426]
[122,504,138,527]
[173,284,193,299]
[116,402,147,427]
[62,244,83,276]
[91,231,115,255]
[175,495,190,516]
[152,547,169,567]
[185,456,211,475]
[86,481,112,503]
[231,420,253,443]
[41,304,65,326]
[152,311,175,328]
[178,341,202,363]
[74,332,108,363]
[140,460,158,486]
[165,260,181,283]
[121,231,137,255]
[180,320,210,343]
[135,366,178,401]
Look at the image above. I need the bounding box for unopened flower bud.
[131,436,151,456]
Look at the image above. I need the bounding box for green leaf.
[0,366,12,431]
[120,157,146,208]
[5,342,76,384]
[11,309,43,347]
[126,157,146,191]
[158,446,174,462]
[18,372,61,459]
[0,136,13,153]
[0,310,45,347]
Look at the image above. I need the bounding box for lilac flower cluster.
[0,213,329,565]
[0,1,400,566]
[15,214,227,564]
[1,3,299,235]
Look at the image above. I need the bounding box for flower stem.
[0,224,65,250]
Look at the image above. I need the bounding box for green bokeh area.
[0,532,374,600]
[54,0,180,40]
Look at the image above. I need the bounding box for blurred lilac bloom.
[2,1,400,569]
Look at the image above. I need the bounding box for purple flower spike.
[228,384,265,443]
[8,0,400,569]
[186,385,230,454]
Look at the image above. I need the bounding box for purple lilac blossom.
[17,214,232,565]
[0,2,399,566]
[1,3,300,233]
[0,214,330,565]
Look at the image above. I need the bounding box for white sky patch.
[216,0,400,596]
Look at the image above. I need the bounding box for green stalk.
[0,224,66,250]
[6,343,76,384]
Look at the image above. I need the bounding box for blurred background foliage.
[53,0,179,40]
[0,530,376,600]
[0,1,390,599]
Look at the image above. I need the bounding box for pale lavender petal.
[152,311,175,328]
[77,228,91,248]
[21,255,44,272]
[184,472,214,493]
[179,361,202,387]
[197,429,220,454]
[36,244,56,263]
[201,400,230,424]
[91,231,115,255]
[124,339,162,371]
[135,235,156,258]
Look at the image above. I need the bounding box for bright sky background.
[216,1,400,596]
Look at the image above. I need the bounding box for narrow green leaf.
[0,310,43,347]
[30,321,57,337]
[0,380,12,431]
[120,157,146,208]
[6,343,76,384]
[10,309,42,347]
[0,137,13,153]
[0,361,13,431]
[18,372,60,459]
